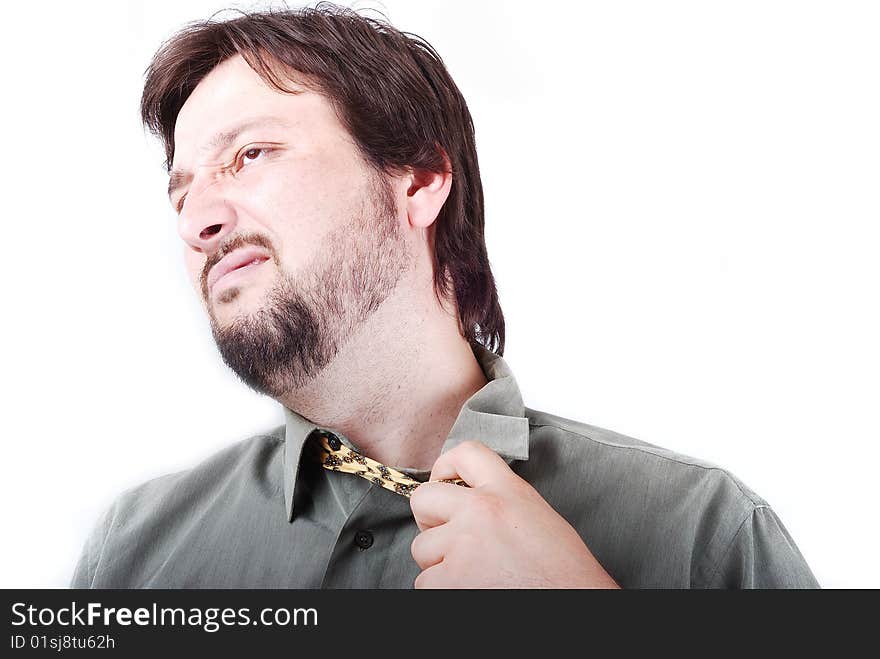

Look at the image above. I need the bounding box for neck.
[276,283,489,472]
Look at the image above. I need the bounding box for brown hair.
[140,2,505,355]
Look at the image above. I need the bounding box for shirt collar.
[281,343,530,522]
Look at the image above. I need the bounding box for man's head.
[140,3,504,396]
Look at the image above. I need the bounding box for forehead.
[172,54,330,167]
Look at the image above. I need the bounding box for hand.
[409,440,620,589]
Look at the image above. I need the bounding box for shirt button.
[354,530,374,550]
[326,433,342,451]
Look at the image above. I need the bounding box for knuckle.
[409,533,424,561]
[408,483,426,508]
[453,440,480,457]
[472,490,505,518]
[461,439,482,454]
[408,481,435,514]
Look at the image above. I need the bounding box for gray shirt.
[70,344,819,588]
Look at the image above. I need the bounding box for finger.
[429,440,514,488]
[410,480,471,531]
[414,561,448,589]
[410,522,457,570]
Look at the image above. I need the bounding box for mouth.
[207,247,272,295]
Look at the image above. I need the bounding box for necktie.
[308,429,468,498]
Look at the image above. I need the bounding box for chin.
[210,285,267,317]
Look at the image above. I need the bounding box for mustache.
[200,232,279,299]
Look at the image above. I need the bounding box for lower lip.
[211,258,269,294]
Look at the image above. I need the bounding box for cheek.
[246,159,365,254]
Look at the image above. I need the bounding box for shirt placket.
[319,484,421,588]
[306,429,426,588]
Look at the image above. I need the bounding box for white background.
[1,1,877,588]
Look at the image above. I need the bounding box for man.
[71,4,818,588]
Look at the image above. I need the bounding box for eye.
[237,146,268,169]
[175,194,187,214]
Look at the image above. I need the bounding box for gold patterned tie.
[308,429,469,497]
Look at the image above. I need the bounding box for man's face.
[170,55,413,397]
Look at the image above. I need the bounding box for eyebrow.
[167,116,290,201]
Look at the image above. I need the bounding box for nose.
[177,171,238,254]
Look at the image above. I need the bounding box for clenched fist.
[410,440,620,588]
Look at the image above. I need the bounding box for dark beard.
[207,172,407,398]
[211,276,336,397]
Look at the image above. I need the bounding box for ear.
[405,146,453,229]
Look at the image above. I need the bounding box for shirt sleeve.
[69,501,116,589]
[705,505,820,588]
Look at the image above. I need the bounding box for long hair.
[140,2,505,355]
